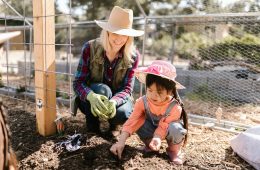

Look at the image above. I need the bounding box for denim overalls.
[137,96,187,144]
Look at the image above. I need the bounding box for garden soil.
[2,97,255,170]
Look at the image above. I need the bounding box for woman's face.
[108,32,128,52]
[146,83,169,104]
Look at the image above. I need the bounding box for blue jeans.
[78,83,133,131]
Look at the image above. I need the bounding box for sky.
[57,0,69,13]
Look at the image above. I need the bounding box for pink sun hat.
[135,60,185,89]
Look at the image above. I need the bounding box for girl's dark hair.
[146,74,188,144]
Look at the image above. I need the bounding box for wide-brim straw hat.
[135,60,185,89]
[95,6,144,37]
[0,31,21,44]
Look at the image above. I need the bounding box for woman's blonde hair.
[100,30,135,63]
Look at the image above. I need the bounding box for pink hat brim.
[135,67,185,89]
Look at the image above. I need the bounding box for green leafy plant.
[199,34,260,67]
[0,74,4,88]
[150,32,173,57]
[16,85,26,93]
[56,88,61,98]
[61,92,70,99]
[186,84,229,104]
[176,32,212,60]
[57,74,68,81]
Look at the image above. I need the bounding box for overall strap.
[164,99,177,117]
[142,96,178,125]
[142,96,151,116]
[142,96,155,124]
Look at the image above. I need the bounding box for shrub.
[186,84,229,104]
[175,32,212,60]
[16,85,26,93]
[199,34,260,66]
[0,74,4,88]
[149,32,172,57]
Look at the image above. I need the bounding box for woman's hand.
[107,100,117,118]
[86,91,109,119]
[149,136,161,151]
[110,142,125,160]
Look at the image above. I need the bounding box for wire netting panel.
[140,14,260,122]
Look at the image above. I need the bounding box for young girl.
[110,60,188,164]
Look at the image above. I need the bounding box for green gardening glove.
[86,91,109,120]
[107,99,117,119]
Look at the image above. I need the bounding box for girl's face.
[108,32,128,52]
[146,83,170,104]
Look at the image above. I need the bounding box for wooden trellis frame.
[33,0,56,136]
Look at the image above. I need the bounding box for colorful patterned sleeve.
[73,42,93,101]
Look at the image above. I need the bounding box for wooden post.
[33,0,56,136]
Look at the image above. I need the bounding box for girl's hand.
[110,142,125,160]
[149,137,161,151]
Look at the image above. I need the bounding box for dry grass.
[184,98,260,126]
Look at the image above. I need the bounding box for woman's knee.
[166,122,187,144]
[110,100,133,125]
[90,83,112,98]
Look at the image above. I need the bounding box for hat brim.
[95,20,144,37]
[0,31,21,44]
[135,68,185,89]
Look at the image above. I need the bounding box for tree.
[0,0,33,17]
[150,31,173,57]
[229,0,260,12]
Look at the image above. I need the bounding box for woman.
[73,6,144,134]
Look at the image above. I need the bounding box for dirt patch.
[1,97,254,170]
[184,98,260,125]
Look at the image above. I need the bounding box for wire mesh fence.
[132,13,260,126]
[168,13,260,120]
[0,0,259,127]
